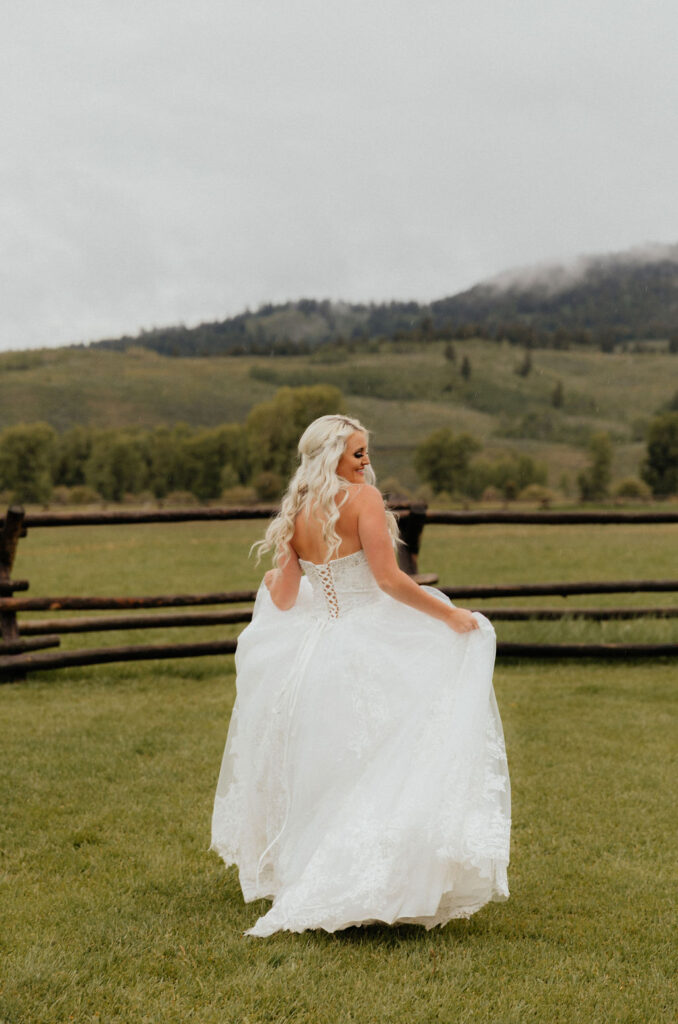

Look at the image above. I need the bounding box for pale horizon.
[3,1,678,352]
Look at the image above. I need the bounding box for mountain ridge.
[88,243,678,357]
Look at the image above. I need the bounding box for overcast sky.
[2,0,677,351]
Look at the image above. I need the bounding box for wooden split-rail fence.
[1,503,677,681]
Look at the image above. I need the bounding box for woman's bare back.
[290,484,364,563]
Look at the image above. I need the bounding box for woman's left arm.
[264,546,302,610]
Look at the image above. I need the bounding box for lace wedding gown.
[211,550,510,937]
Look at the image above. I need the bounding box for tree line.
[413,416,678,502]
[92,313,678,360]
[0,387,342,504]
[1,387,676,505]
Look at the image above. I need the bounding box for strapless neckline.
[297,549,366,569]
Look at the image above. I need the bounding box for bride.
[211,414,511,937]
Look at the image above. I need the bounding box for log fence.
[1,503,677,680]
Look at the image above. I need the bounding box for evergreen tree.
[641,412,678,496]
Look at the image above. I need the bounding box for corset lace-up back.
[314,564,340,618]
[298,549,381,619]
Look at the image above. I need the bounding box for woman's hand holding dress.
[445,607,480,633]
[356,486,479,632]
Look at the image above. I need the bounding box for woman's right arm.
[264,544,302,610]
[357,486,478,633]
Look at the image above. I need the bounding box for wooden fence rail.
[4,578,678,616]
[1,503,676,679]
[16,507,276,528]
[20,610,254,634]
[438,580,678,599]
[425,509,678,525]
[14,605,678,638]
[0,591,257,612]
[0,639,239,676]
[3,639,677,676]
[468,606,678,621]
[495,642,678,658]
[10,507,678,528]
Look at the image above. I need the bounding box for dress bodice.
[298,549,381,619]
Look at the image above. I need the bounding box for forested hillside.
[432,247,678,343]
[84,245,678,357]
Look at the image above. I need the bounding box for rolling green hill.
[1,337,675,491]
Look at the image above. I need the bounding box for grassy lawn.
[421,522,678,645]
[1,520,676,1022]
[1,659,675,1024]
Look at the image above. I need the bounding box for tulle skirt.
[211,579,510,936]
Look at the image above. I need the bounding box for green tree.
[0,422,56,503]
[460,356,471,381]
[515,350,532,377]
[551,380,564,408]
[664,390,678,413]
[414,428,480,494]
[246,385,344,479]
[85,432,147,501]
[641,412,678,496]
[142,424,192,499]
[179,424,248,500]
[577,432,612,501]
[53,426,92,487]
[419,315,434,340]
[252,471,284,501]
[598,328,617,353]
[466,453,547,501]
[444,342,456,362]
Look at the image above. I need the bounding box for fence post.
[0,506,27,680]
[394,501,428,575]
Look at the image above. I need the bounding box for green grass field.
[1,521,676,1023]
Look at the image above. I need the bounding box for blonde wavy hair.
[253,414,399,567]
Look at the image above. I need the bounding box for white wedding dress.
[211,550,510,937]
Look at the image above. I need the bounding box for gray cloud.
[487,243,678,295]
[2,0,678,349]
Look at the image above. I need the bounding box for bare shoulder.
[354,484,385,509]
